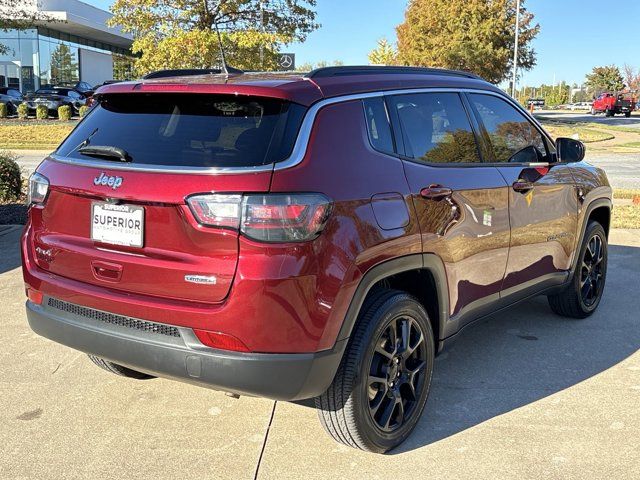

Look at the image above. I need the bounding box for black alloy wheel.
[367,315,427,432]
[580,232,605,308]
[548,221,608,318]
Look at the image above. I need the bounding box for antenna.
[214,23,244,76]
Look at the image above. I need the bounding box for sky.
[86,0,640,87]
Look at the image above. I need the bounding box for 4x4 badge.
[94,172,123,190]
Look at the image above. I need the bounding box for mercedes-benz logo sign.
[280,55,293,69]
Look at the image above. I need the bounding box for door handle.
[420,184,452,200]
[512,180,534,193]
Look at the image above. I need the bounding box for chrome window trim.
[49,86,545,175]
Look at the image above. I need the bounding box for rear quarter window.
[56,94,307,168]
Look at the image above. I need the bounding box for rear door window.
[388,92,481,164]
[56,94,307,168]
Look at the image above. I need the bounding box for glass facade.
[0,27,132,93]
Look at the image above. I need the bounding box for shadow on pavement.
[0,226,23,275]
[393,243,640,453]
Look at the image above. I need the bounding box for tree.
[0,0,57,55]
[49,44,78,84]
[585,65,625,95]
[368,38,398,65]
[108,0,318,75]
[395,0,539,84]
[623,64,640,92]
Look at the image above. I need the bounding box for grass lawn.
[613,189,640,229]
[540,122,614,143]
[0,120,76,150]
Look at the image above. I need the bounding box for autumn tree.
[623,64,640,92]
[368,38,398,66]
[395,0,539,84]
[108,0,318,76]
[585,65,625,95]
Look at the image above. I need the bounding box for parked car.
[569,102,592,111]
[25,87,87,116]
[22,66,612,453]
[58,81,95,98]
[591,92,635,117]
[0,87,24,115]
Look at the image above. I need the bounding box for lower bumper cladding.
[26,297,346,401]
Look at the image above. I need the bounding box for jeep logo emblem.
[94,172,123,190]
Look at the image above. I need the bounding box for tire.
[605,109,613,117]
[87,354,156,380]
[315,289,435,453]
[548,221,608,319]
[625,111,631,118]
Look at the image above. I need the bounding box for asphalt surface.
[1,226,639,479]
[535,110,640,129]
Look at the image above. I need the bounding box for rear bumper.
[26,298,346,401]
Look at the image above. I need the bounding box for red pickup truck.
[591,92,635,117]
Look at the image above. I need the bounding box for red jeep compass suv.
[22,66,612,453]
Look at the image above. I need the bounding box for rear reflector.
[26,288,43,305]
[187,193,332,243]
[193,329,250,352]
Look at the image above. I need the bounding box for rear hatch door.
[30,92,306,304]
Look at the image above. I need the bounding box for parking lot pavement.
[1,227,639,480]
[585,153,640,189]
[535,111,640,128]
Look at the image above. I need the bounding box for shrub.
[0,150,22,202]
[58,105,72,121]
[17,102,29,120]
[36,104,48,120]
[79,105,90,118]
[0,103,7,119]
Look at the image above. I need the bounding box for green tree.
[585,65,625,95]
[49,44,78,84]
[108,0,318,76]
[395,0,539,84]
[368,38,398,65]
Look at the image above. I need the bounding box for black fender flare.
[568,197,612,280]
[335,253,450,346]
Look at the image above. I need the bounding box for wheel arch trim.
[570,197,612,277]
[336,254,450,346]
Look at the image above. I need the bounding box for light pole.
[511,0,521,98]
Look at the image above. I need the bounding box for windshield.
[56,93,306,168]
[36,89,70,95]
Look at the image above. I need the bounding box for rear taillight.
[27,172,49,205]
[187,193,332,243]
[187,194,242,229]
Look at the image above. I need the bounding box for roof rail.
[305,65,481,80]
[142,67,243,80]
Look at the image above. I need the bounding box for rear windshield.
[56,94,307,168]
[36,89,70,95]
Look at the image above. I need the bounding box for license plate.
[91,202,144,247]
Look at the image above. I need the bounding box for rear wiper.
[78,145,132,162]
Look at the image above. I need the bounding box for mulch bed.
[0,203,28,225]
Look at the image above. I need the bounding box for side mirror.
[556,137,585,163]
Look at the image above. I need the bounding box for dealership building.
[0,0,133,93]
